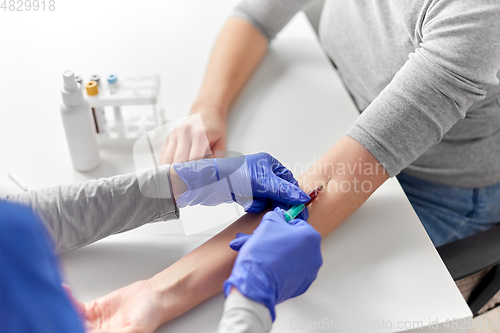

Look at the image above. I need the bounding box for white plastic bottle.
[60,70,101,171]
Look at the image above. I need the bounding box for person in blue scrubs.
[0,201,84,333]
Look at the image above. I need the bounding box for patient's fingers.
[172,129,192,163]
[211,136,227,158]
[61,283,86,316]
[160,134,177,165]
[188,130,212,162]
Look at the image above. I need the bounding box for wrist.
[190,100,229,119]
[148,267,192,324]
[169,166,188,202]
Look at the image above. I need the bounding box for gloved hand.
[172,152,310,217]
[223,208,323,321]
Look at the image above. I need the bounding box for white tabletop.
[0,1,471,332]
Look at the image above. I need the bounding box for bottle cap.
[86,81,99,96]
[91,74,100,84]
[61,70,84,106]
[62,70,77,88]
[107,74,118,84]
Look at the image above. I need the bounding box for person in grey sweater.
[162,0,500,247]
[5,0,500,332]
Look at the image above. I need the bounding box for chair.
[437,225,500,316]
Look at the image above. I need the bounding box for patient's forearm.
[299,136,389,236]
[149,212,264,322]
[148,136,389,324]
[193,17,268,116]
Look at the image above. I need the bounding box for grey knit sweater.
[233,0,500,187]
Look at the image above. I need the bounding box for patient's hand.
[160,108,227,164]
[68,280,165,333]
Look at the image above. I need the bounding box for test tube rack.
[84,74,166,147]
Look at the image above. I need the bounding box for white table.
[0,1,472,332]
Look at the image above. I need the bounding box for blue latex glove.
[172,152,310,217]
[224,208,323,321]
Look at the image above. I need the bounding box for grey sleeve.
[6,166,179,253]
[346,0,500,177]
[218,290,273,333]
[231,0,314,41]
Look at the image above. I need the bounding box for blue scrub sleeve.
[0,201,84,333]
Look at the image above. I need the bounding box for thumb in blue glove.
[224,207,323,321]
[228,232,251,251]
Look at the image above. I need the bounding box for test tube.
[85,81,106,134]
[107,74,124,137]
[87,75,106,134]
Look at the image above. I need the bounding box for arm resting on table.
[160,17,268,164]
[147,136,389,325]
